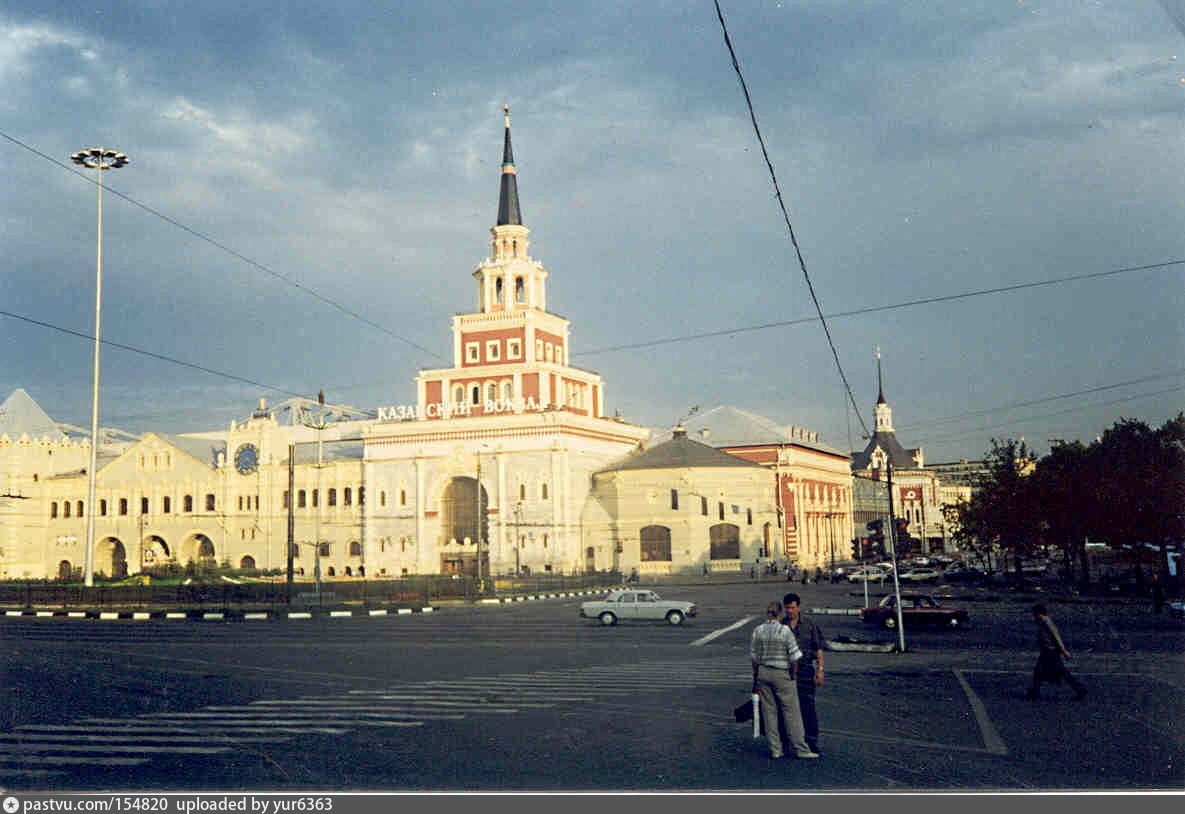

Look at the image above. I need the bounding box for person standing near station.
[1026,603,1087,701]
[782,592,825,754]
[749,602,819,760]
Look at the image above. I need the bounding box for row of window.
[453,380,515,406]
[50,494,218,519]
[669,490,757,526]
[637,523,743,562]
[464,338,565,366]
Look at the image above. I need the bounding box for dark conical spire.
[876,346,886,405]
[496,104,522,226]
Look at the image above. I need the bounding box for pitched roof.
[851,430,922,471]
[651,405,844,456]
[0,389,65,441]
[597,433,764,474]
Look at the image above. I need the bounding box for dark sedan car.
[861,593,969,630]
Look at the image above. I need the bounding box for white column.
[414,457,429,574]
[495,454,507,574]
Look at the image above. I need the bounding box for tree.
[1032,439,1095,587]
[963,439,1041,580]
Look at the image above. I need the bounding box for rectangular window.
[508,339,522,359]
[238,496,244,511]
[670,489,679,510]
[298,490,307,508]
[312,489,319,508]
[466,342,480,363]
[141,497,149,515]
[163,496,171,514]
[535,339,543,360]
[100,499,108,517]
[701,496,708,516]
[718,502,725,521]
[119,498,128,516]
[283,491,290,510]
[486,340,501,361]
[205,494,215,511]
[328,488,337,507]
[344,487,352,506]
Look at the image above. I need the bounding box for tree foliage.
[954,414,1184,586]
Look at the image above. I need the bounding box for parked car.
[1169,600,1184,620]
[847,566,889,583]
[943,564,985,582]
[861,593,969,630]
[899,568,943,583]
[580,589,697,626]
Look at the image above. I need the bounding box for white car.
[846,566,888,583]
[580,589,697,626]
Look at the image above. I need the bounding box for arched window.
[763,523,773,559]
[519,483,526,501]
[495,277,504,304]
[471,385,480,405]
[640,525,672,562]
[298,490,307,508]
[100,499,107,517]
[453,385,465,404]
[76,500,84,517]
[380,491,387,507]
[50,502,58,519]
[63,502,71,518]
[240,555,256,570]
[709,523,741,560]
[399,489,407,507]
[515,277,525,303]
[487,382,497,402]
[541,483,549,500]
[503,381,513,401]
[184,495,193,512]
[349,541,362,556]
[205,494,215,511]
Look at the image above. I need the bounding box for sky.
[1,0,1183,464]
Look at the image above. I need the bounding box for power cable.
[712,0,868,438]
[0,129,445,362]
[578,258,1185,356]
[897,367,1185,433]
[0,308,308,401]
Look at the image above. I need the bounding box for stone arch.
[57,560,74,581]
[96,537,128,579]
[142,535,171,566]
[180,533,217,567]
[239,555,256,570]
[440,476,489,546]
[640,525,672,562]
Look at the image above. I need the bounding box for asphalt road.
[0,579,1181,792]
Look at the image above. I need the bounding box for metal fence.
[0,571,623,611]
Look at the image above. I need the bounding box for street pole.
[886,460,906,652]
[475,453,483,593]
[514,501,522,577]
[72,147,128,587]
[286,442,295,603]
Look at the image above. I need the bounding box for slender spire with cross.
[496,104,522,226]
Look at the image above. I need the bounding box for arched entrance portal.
[439,476,489,578]
[180,534,217,569]
[142,536,171,569]
[96,537,128,579]
[58,560,74,581]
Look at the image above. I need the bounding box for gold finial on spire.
[504,103,510,129]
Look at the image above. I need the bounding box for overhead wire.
[0,128,446,363]
[713,0,867,437]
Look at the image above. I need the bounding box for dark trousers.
[1029,651,1085,697]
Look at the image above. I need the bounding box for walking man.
[749,602,819,760]
[782,592,825,754]
[1026,603,1087,701]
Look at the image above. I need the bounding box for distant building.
[655,406,853,571]
[850,352,947,556]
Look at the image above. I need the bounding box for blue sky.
[1,0,1182,462]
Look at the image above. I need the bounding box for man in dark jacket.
[782,592,825,754]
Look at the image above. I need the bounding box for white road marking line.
[143,712,444,724]
[250,698,534,711]
[0,733,285,744]
[691,616,755,647]
[0,743,231,754]
[0,768,65,778]
[0,754,147,766]
[953,669,1009,756]
[24,724,348,736]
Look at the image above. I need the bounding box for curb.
[478,589,606,606]
[810,607,862,615]
[0,606,440,622]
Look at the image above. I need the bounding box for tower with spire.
[414,106,606,419]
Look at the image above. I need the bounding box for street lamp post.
[300,391,328,601]
[72,147,129,588]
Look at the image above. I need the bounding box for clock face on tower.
[234,443,259,475]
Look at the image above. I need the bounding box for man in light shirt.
[749,601,820,760]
